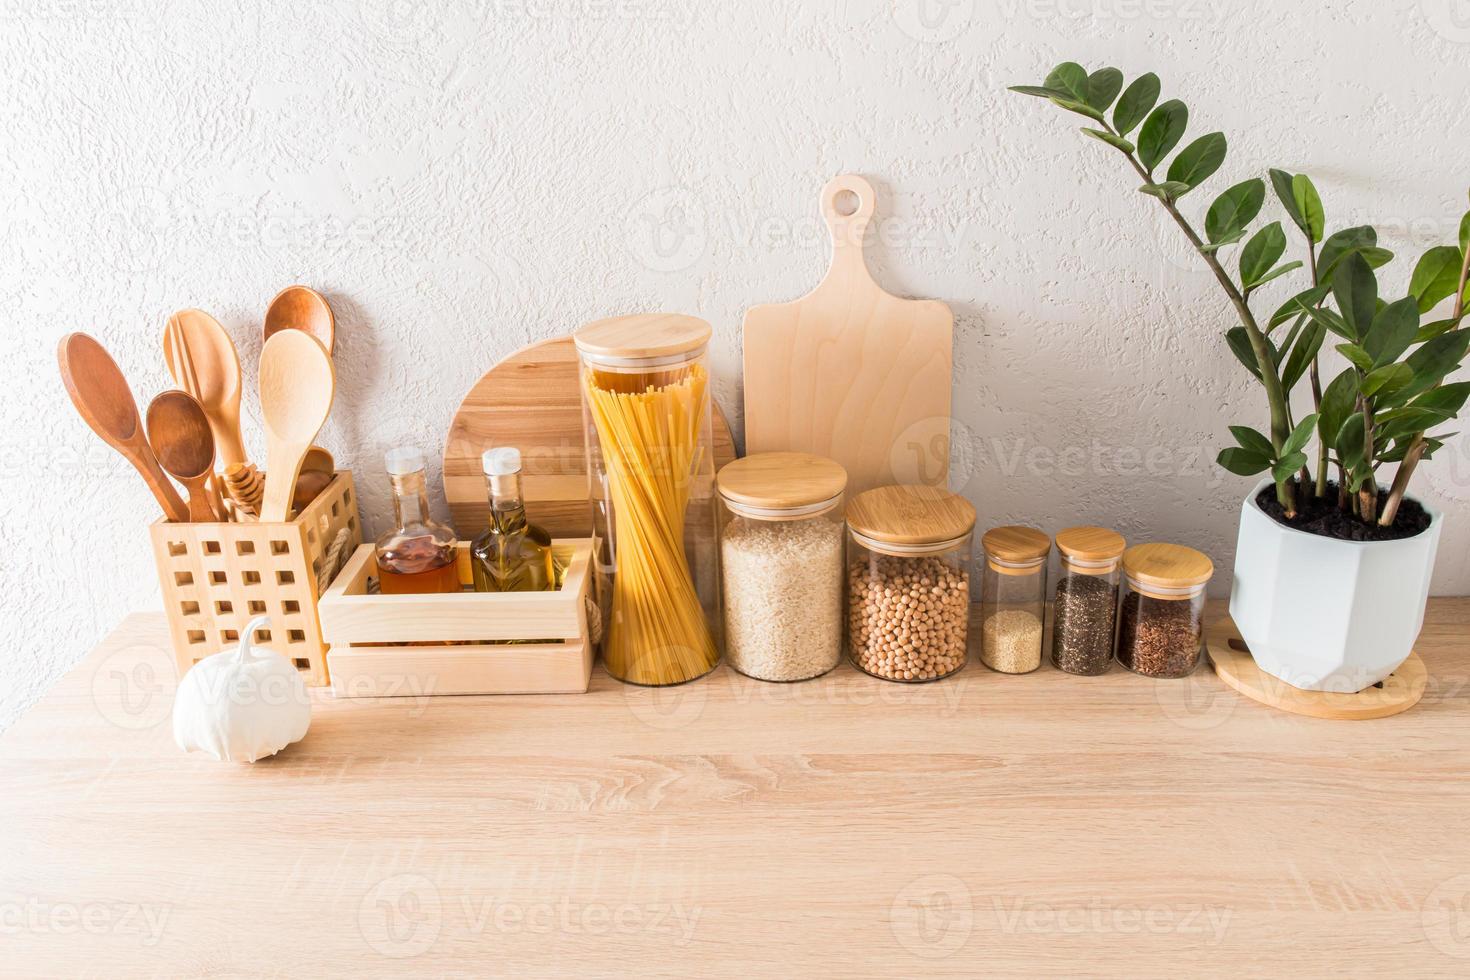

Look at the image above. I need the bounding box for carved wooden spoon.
[58,333,189,523]
[263,285,336,355]
[146,390,224,522]
[258,330,335,522]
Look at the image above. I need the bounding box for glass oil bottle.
[374,448,461,595]
[472,448,558,593]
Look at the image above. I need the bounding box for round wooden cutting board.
[444,336,737,537]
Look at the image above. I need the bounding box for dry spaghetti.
[583,362,718,685]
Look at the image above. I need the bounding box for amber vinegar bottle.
[471,448,556,593]
[375,448,460,595]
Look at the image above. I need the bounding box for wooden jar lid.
[1122,543,1214,592]
[981,525,1051,564]
[1055,526,1126,563]
[717,452,847,514]
[845,485,976,546]
[573,314,711,362]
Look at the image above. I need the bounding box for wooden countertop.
[4,602,1470,976]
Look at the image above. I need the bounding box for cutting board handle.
[819,174,878,291]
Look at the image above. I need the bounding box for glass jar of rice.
[716,452,847,682]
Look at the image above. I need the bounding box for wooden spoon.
[258,330,335,522]
[301,445,335,475]
[146,391,224,522]
[263,285,336,355]
[58,333,189,523]
[162,309,248,467]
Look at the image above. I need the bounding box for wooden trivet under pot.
[1206,617,1425,720]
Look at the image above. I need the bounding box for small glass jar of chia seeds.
[979,526,1051,674]
[1117,543,1213,678]
[1051,526,1125,676]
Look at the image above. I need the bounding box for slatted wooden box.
[319,538,597,697]
[149,471,362,687]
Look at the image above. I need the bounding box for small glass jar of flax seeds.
[1117,543,1214,678]
[846,486,976,683]
[979,526,1051,674]
[1051,526,1125,676]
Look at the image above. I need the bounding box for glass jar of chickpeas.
[845,485,976,683]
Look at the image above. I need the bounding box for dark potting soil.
[1255,482,1432,542]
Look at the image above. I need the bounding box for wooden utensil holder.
[319,539,598,697]
[149,471,362,687]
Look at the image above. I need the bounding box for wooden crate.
[149,471,362,687]
[319,538,596,697]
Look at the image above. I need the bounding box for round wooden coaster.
[1206,617,1426,720]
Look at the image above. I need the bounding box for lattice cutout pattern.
[150,471,362,686]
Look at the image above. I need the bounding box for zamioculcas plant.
[1010,63,1470,528]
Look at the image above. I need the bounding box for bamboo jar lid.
[717,452,847,518]
[1122,543,1214,597]
[573,314,711,364]
[981,525,1051,575]
[1055,526,1126,568]
[845,485,976,549]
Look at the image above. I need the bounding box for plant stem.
[1378,244,1470,525]
[1306,243,1329,498]
[1357,396,1379,523]
[1105,137,1297,515]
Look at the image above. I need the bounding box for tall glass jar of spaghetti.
[575,314,719,686]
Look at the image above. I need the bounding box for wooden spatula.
[258,331,335,523]
[741,175,954,495]
[162,309,248,467]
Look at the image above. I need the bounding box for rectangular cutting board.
[741,175,954,495]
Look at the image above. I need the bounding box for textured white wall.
[4,0,1469,730]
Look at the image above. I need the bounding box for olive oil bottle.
[471,448,557,592]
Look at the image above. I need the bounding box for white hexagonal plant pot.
[1228,479,1443,693]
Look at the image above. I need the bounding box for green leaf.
[1336,342,1374,374]
[1046,97,1106,122]
[1269,169,1303,230]
[1337,413,1367,471]
[1305,304,1353,340]
[1377,407,1453,445]
[1361,362,1412,399]
[1269,284,1331,331]
[1199,229,1247,254]
[1112,73,1160,136]
[1319,368,1358,447]
[1137,99,1188,173]
[1402,328,1470,399]
[1319,226,1391,279]
[1081,128,1134,153]
[1292,174,1325,244]
[1227,326,1276,381]
[1410,381,1470,419]
[1138,180,1192,201]
[1166,133,1227,191]
[1205,179,1266,243]
[1414,318,1459,344]
[1332,252,1378,340]
[1240,222,1287,288]
[1272,452,1308,484]
[1044,63,1091,103]
[1460,210,1469,253]
[1281,319,1327,390]
[1283,414,1319,455]
[1249,261,1304,291]
[1010,84,1073,100]
[1086,67,1124,111]
[1217,447,1272,476]
[1363,296,1421,368]
[1409,245,1465,314]
[1229,425,1276,458]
